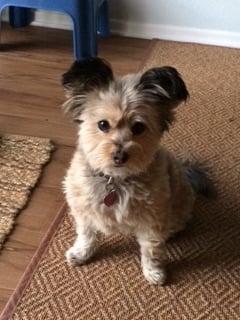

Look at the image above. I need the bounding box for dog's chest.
[87,176,152,221]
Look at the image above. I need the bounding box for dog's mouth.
[113,163,126,168]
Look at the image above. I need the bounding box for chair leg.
[98,0,110,37]
[71,0,98,60]
[9,7,33,28]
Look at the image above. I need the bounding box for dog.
[62,58,213,285]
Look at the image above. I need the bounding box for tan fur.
[63,71,196,285]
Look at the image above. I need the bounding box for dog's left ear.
[138,66,189,130]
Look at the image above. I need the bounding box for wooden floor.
[0,23,150,312]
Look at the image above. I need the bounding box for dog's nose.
[113,150,129,165]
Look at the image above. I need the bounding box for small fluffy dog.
[62,58,213,285]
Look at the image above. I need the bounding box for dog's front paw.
[142,265,166,285]
[65,246,93,266]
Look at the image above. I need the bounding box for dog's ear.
[138,66,189,131]
[62,57,114,97]
[62,58,114,122]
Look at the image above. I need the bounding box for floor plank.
[0,22,150,312]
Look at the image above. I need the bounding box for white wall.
[109,0,240,33]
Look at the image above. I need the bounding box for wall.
[109,0,240,33]
[109,0,240,47]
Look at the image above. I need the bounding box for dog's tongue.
[104,190,118,207]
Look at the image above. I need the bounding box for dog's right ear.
[62,58,114,121]
[62,57,114,97]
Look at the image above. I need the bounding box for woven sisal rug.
[0,134,54,251]
[1,40,240,320]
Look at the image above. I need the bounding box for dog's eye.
[131,122,146,135]
[98,120,110,132]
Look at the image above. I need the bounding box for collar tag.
[103,176,118,206]
[104,189,118,207]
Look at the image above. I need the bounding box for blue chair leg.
[98,0,110,37]
[9,7,33,28]
[71,0,98,60]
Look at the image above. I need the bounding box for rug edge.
[139,38,159,71]
[0,202,68,320]
[0,136,55,251]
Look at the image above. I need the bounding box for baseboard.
[111,19,240,49]
[32,11,72,30]
[2,10,240,49]
[1,9,72,29]
[1,8,8,21]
